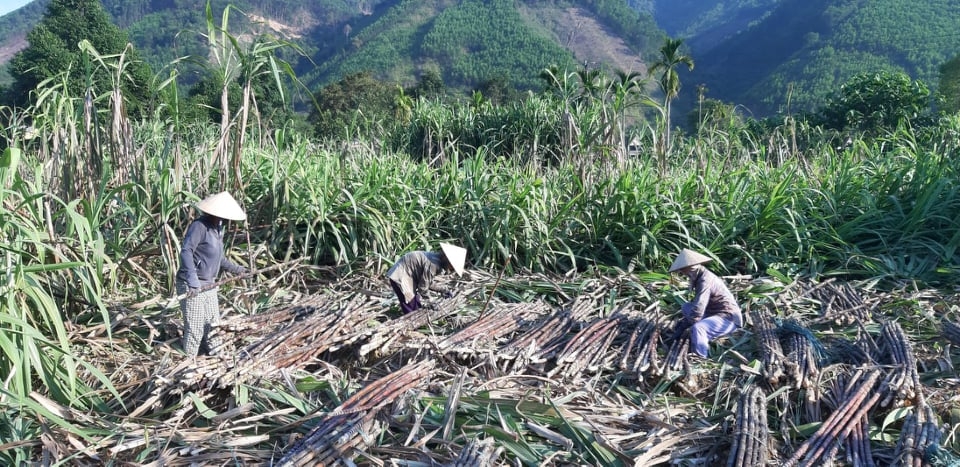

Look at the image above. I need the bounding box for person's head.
[196,191,246,223]
[669,249,712,279]
[439,243,467,276]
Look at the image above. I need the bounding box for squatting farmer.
[668,248,743,358]
[386,243,467,314]
[175,191,248,357]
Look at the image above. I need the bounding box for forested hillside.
[0,0,662,94]
[692,0,960,114]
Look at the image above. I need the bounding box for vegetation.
[6,0,154,114]
[2,0,960,465]
[692,0,960,115]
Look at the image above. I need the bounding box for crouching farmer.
[387,243,466,314]
[669,249,742,358]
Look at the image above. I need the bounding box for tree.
[309,71,395,139]
[818,71,930,134]
[6,0,152,115]
[938,54,960,115]
[648,37,694,165]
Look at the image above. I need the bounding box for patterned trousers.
[176,281,222,357]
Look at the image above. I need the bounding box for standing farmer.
[175,192,248,357]
[668,249,742,358]
[387,243,467,314]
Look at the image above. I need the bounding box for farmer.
[386,243,467,314]
[175,191,248,357]
[668,248,742,358]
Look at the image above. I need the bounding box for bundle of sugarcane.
[448,437,503,467]
[497,309,575,373]
[783,368,885,467]
[726,385,768,467]
[548,308,627,379]
[877,320,920,406]
[750,308,785,385]
[438,301,549,353]
[358,294,466,357]
[619,314,664,377]
[942,318,960,346]
[893,402,942,467]
[781,320,821,390]
[830,335,876,366]
[277,359,436,466]
[661,336,689,376]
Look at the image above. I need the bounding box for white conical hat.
[440,243,467,276]
[196,191,247,221]
[669,248,712,272]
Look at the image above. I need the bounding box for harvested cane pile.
[42,271,960,465]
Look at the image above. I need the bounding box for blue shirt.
[176,216,244,288]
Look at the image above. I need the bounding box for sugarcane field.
[3,14,960,464]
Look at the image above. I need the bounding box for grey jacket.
[682,267,743,327]
[176,215,244,289]
[386,251,445,303]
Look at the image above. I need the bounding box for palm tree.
[648,37,694,169]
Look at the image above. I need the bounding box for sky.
[0,0,33,17]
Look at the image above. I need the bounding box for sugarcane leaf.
[880,406,912,432]
[188,392,218,420]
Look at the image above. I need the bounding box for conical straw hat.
[669,248,712,272]
[196,191,247,221]
[440,243,467,276]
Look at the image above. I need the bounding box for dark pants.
[389,279,421,314]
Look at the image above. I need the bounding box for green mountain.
[688,0,960,115]
[2,0,958,118]
[0,0,663,94]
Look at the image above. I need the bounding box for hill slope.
[690,0,960,115]
[0,0,662,93]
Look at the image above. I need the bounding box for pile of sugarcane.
[781,320,821,391]
[942,318,960,346]
[784,368,885,467]
[894,401,942,467]
[438,301,549,354]
[619,311,664,380]
[218,293,384,387]
[727,385,768,467]
[277,359,436,466]
[496,309,575,373]
[358,293,467,357]
[547,306,627,379]
[750,308,785,385]
[877,320,921,406]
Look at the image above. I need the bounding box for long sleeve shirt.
[386,251,445,303]
[175,215,244,289]
[681,268,743,327]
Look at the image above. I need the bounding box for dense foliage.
[692,0,960,115]
[6,0,154,114]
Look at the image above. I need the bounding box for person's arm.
[682,279,709,321]
[180,221,204,289]
[220,253,246,275]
